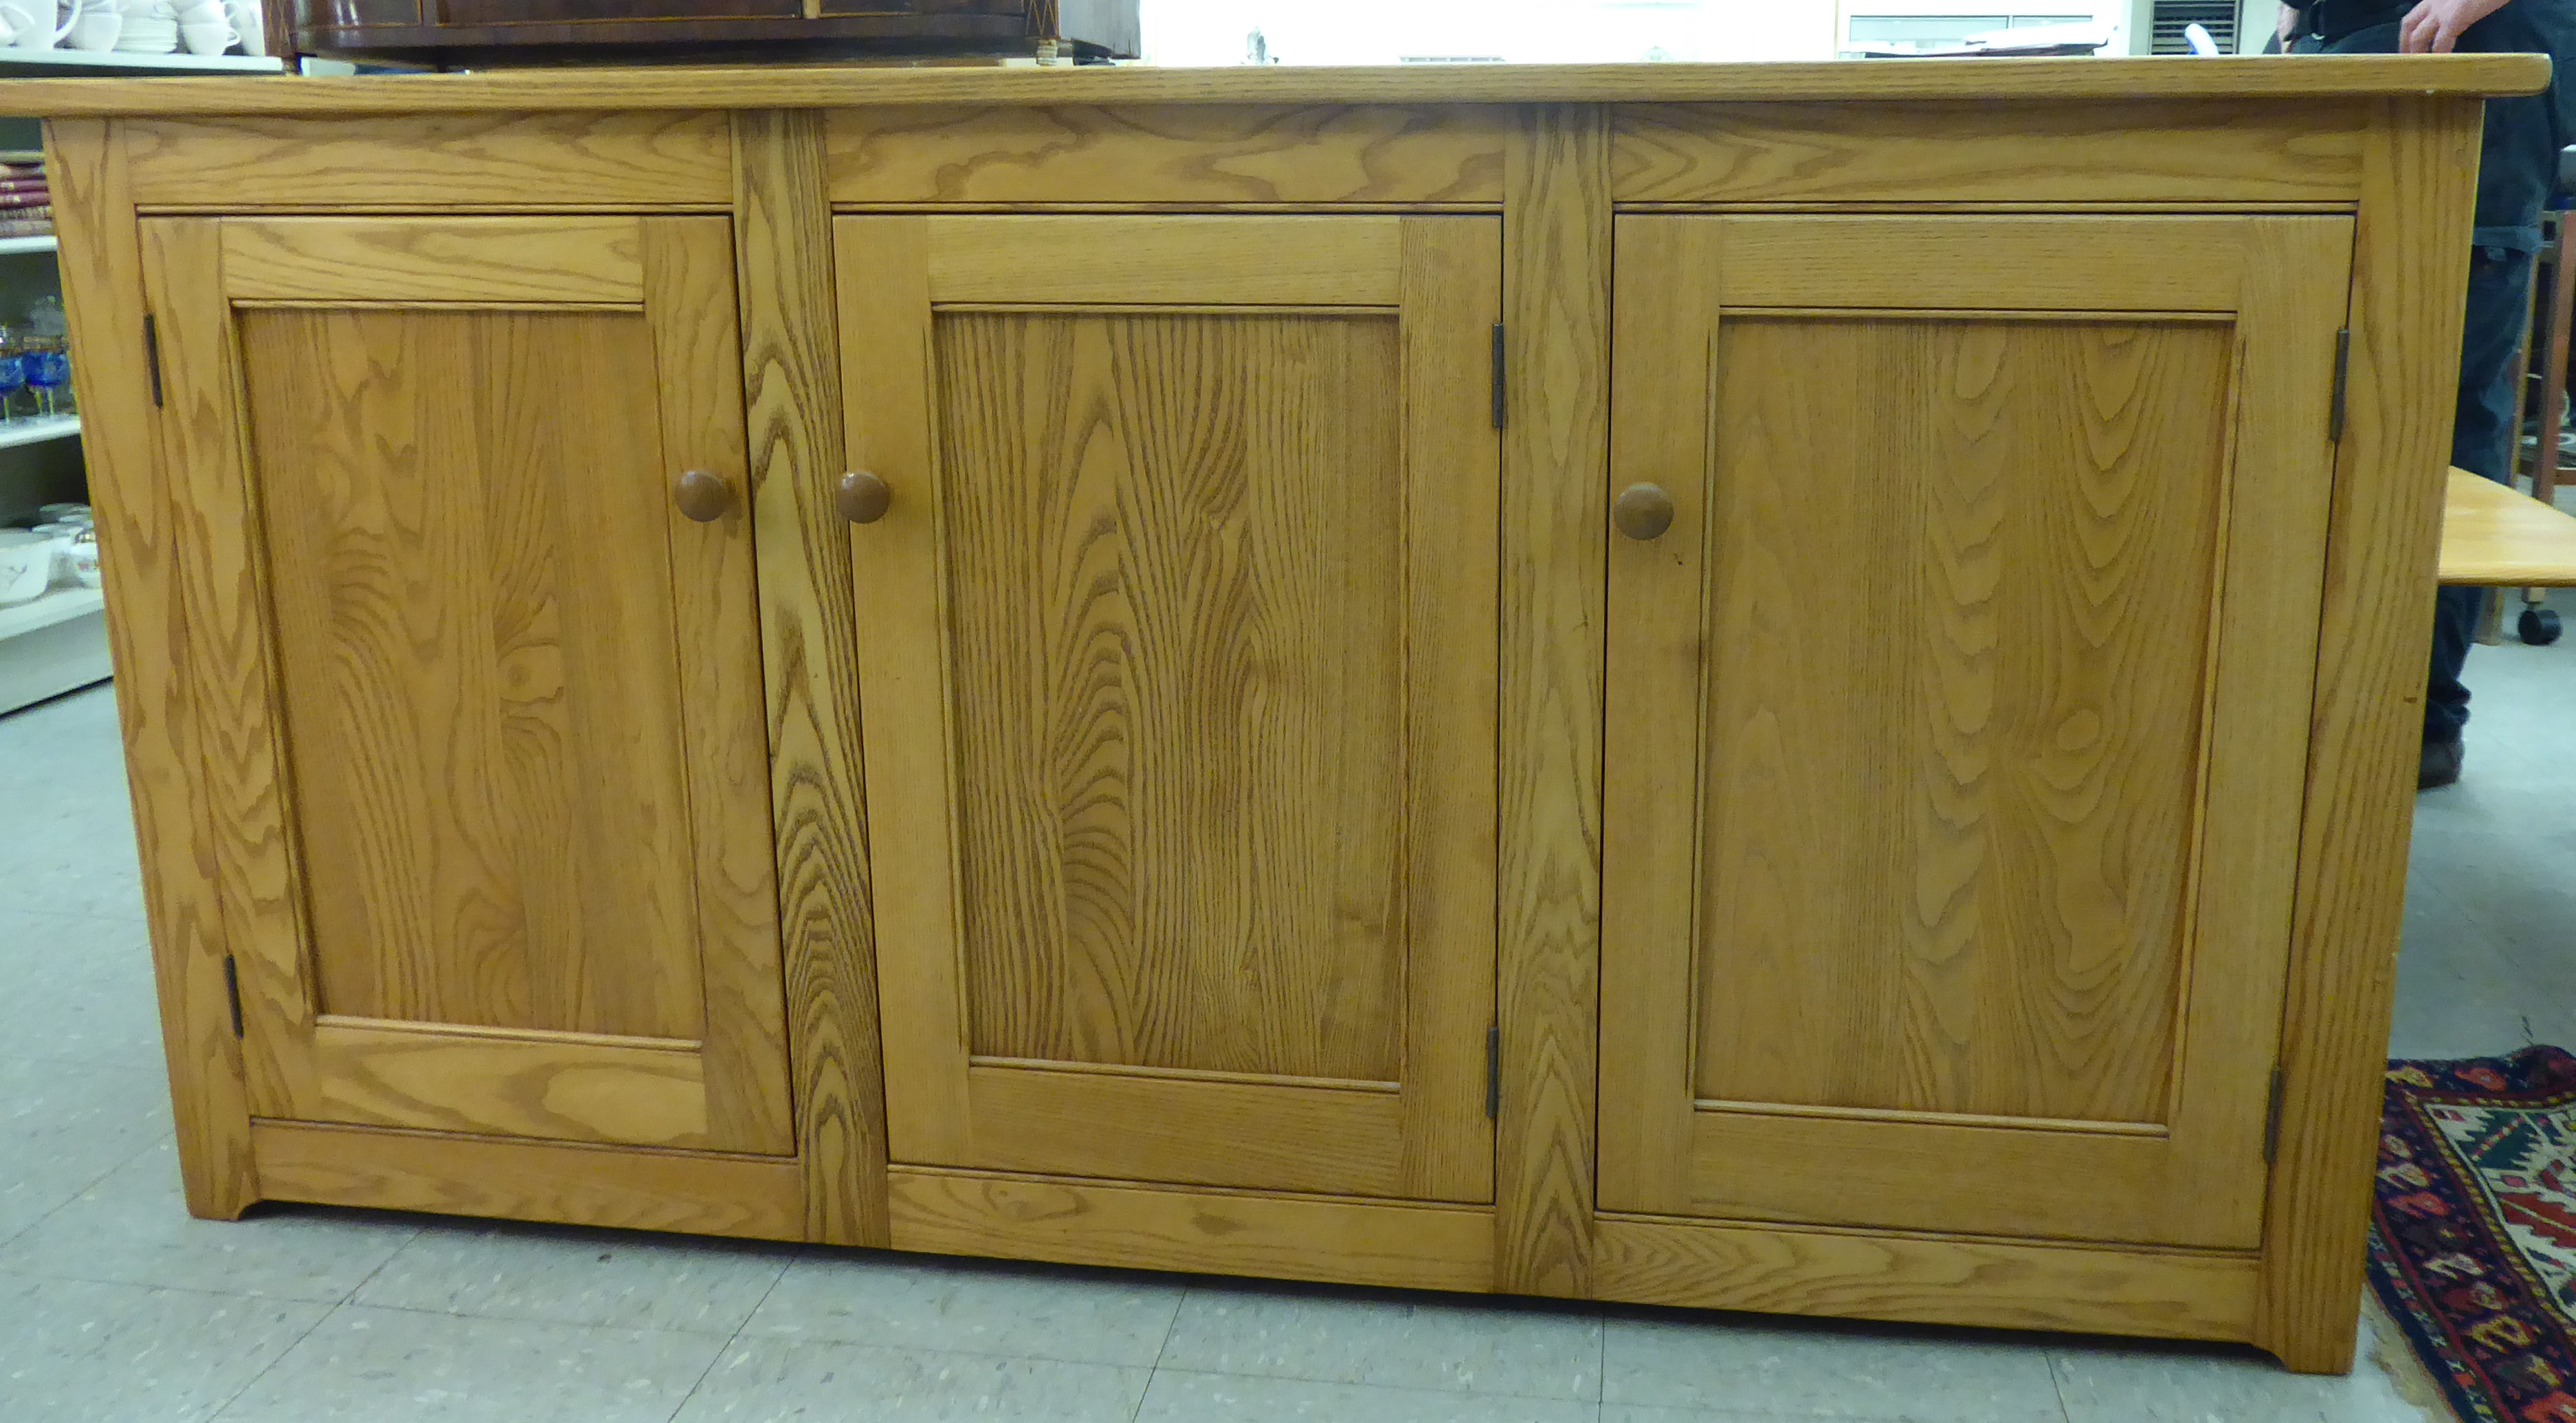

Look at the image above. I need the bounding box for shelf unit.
[0,46,280,712]
[0,413,78,450]
[0,584,102,641]
[0,48,282,76]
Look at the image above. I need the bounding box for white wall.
[1138,0,1843,66]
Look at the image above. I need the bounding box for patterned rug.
[2370,1046,2576,1423]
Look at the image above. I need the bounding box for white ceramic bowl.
[30,522,78,585]
[0,529,50,605]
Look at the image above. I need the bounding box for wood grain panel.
[888,1167,1495,1291]
[733,109,891,1247]
[1612,100,2367,203]
[121,111,733,208]
[924,215,1402,305]
[956,1063,1408,1195]
[252,1120,806,1240]
[640,215,793,1158]
[848,212,1499,1206]
[307,1019,709,1146]
[2256,96,2484,1377]
[16,56,2549,119]
[241,305,704,1043]
[1495,103,1610,1297]
[1705,217,2247,312]
[938,308,1407,1083]
[1687,316,2226,1125]
[1592,1216,2257,1343]
[219,217,644,304]
[826,103,1505,204]
[56,124,256,1221]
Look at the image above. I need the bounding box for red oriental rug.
[2370,1046,2576,1423]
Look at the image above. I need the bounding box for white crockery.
[67,529,99,590]
[113,13,171,49]
[177,16,228,51]
[0,0,85,49]
[0,529,50,605]
[65,8,116,47]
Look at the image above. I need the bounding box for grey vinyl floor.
[3,593,2569,1422]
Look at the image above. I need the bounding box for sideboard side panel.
[49,118,260,1221]
[2256,94,2484,1375]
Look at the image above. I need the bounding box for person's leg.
[2421,246,2533,783]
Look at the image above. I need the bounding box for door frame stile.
[2254,93,2485,1376]
[1496,102,1613,1296]
[733,109,891,1247]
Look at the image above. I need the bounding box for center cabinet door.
[838,214,1501,1202]
[1600,214,2353,1248]
[141,215,791,1155]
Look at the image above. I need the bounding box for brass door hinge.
[1485,1025,1500,1120]
[144,313,164,409]
[2263,1065,2287,1164]
[2328,327,2351,442]
[221,954,243,1039]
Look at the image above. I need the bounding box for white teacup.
[0,0,84,49]
[176,14,227,50]
[219,0,252,51]
[65,8,115,47]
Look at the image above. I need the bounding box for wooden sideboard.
[14,56,2544,1374]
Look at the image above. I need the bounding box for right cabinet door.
[1600,214,2354,1248]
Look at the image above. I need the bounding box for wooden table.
[2443,466,2576,586]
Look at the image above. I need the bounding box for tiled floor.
[2,590,2569,1422]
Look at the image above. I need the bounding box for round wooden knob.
[674,470,733,523]
[1614,483,1675,541]
[838,470,892,525]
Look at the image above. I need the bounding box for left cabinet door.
[142,215,792,1154]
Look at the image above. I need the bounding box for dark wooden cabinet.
[291,0,1140,60]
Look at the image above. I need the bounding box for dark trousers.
[2431,249,2533,744]
[2300,15,2562,745]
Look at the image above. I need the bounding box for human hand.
[2399,0,2511,52]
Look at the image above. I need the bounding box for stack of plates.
[117,16,177,50]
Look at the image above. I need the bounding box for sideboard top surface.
[0,54,2549,117]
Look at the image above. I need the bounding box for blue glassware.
[0,351,26,424]
[27,348,69,417]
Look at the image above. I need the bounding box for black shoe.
[2419,739,2463,790]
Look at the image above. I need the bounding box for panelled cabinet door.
[839,214,1502,1202]
[141,215,792,1154]
[1599,214,2354,1248]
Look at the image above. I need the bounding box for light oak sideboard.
[13,56,2544,1373]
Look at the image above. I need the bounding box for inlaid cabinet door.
[838,214,1501,1202]
[1599,214,2354,1247]
[140,215,791,1154]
